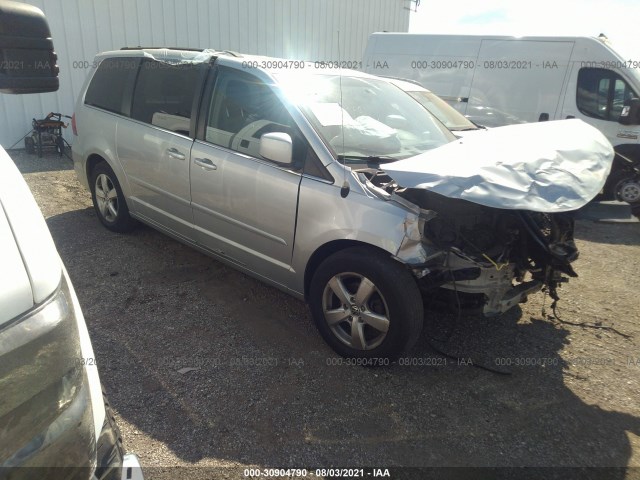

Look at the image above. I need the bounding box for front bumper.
[118,455,143,480]
[0,380,96,480]
[0,277,143,480]
[439,253,542,316]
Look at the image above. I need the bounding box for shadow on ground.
[8,149,73,173]
[45,208,640,477]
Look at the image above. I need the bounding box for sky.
[409,0,640,59]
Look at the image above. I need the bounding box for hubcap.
[322,272,390,350]
[617,180,640,203]
[95,174,119,222]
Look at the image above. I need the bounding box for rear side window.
[85,57,139,115]
[131,60,200,136]
[577,68,637,121]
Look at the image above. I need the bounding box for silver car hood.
[382,119,614,212]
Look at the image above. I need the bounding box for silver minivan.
[72,48,613,361]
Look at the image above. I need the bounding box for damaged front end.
[356,119,614,315]
[364,171,579,316]
[394,186,578,316]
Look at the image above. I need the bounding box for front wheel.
[309,247,424,361]
[90,161,137,233]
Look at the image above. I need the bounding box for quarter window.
[577,68,636,121]
[130,60,200,136]
[85,57,139,115]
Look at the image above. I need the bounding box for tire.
[605,168,635,201]
[90,161,137,233]
[309,247,424,361]
[24,136,35,154]
[95,385,124,480]
[614,177,640,204]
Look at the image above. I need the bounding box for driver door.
[190,67,304,285]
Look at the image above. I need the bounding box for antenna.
[337,29,350,198]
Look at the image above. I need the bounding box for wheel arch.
[85,153,107,186]
[612,144,640,169]
[603,144,640,199]
[303,240,396,301]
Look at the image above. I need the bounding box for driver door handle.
[194,157,217,170]
[166,148,185,160]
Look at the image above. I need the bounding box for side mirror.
[0,1,59,94]
[260,132,293,165]
[619,98,640,126]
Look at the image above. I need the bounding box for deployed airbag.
[382,119,614,212]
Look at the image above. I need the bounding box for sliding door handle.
[194,157,217,170]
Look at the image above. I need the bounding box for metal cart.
[24,112,72,157]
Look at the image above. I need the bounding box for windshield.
[406,90,478,131]
[275,73,456,162]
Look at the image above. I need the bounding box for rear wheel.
[309,247,424,361]
[606,168,638,202]
[90,161,137,233]
[614,177,640,204]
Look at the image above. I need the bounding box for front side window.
[577,68,636,121]
[205,68,300,161]
[85,57,139,115]
[130,60,200,136]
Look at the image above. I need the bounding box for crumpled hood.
[381,119,614,212]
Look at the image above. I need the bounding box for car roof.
[97,48,378,79]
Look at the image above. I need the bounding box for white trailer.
[363,34,640,201]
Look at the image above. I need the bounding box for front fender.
[291,177,430,293]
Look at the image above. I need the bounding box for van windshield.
[275,73,456,162]
[406,90,479,131]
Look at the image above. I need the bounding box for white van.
[363,33,640,201]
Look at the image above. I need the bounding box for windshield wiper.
[450,126,479,131]
[337,155,399,165]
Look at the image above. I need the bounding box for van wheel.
[90,161,137,233]
[309,247,424,361]
[614,177,640,204]
[605,169,635,202]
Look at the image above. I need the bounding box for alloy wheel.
[322,272,391,350]
[95,174,119,223]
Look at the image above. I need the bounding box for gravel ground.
[10,150,640,479]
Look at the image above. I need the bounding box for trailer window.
[577,68,636,121]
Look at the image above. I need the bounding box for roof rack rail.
[218,50,242,57]
[120,46,206,52]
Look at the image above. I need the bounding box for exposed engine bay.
[360,169,579,316]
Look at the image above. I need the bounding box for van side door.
[116,59,205,241]
[189,66,304,287]
[467,39,574,126]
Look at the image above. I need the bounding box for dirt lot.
[11,150,640,479]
